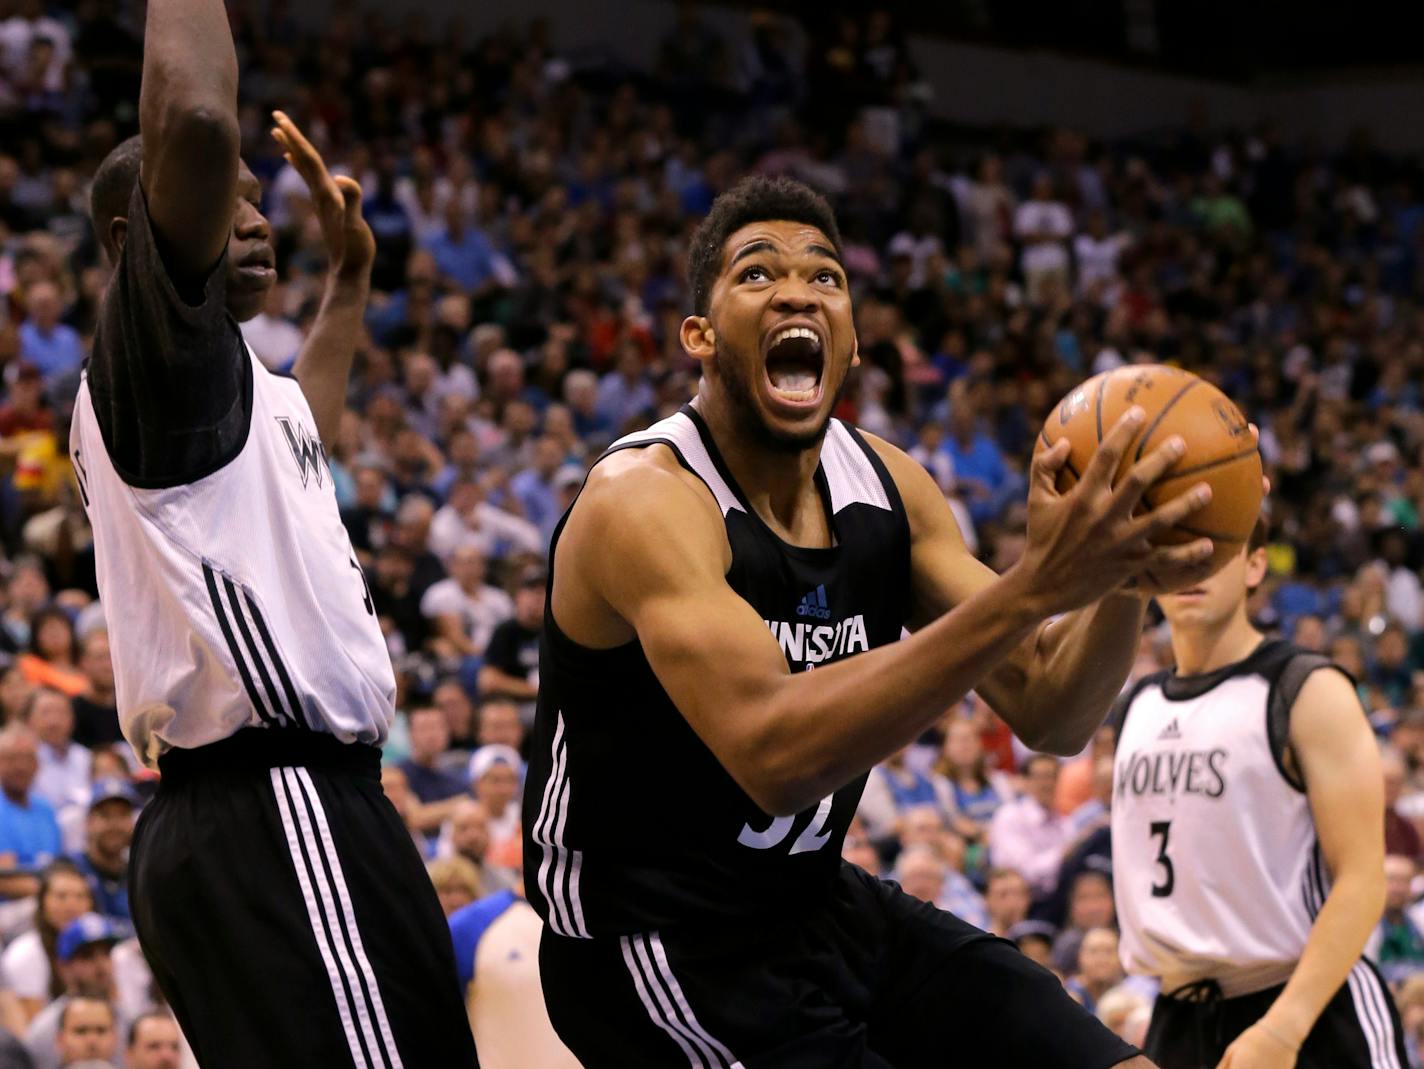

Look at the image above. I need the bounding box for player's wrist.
[1259,1006,1308,1051]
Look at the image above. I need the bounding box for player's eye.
[814,269,842,286]
[739,265,770,283]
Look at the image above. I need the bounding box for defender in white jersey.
[1113,518,1404,1069]
[73,2,477,1065]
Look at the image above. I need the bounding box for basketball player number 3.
[737,796,835,855]
[1149,821,1175,897]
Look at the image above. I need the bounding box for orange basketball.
[1037,364,1263,579]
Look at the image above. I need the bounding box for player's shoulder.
[577,443,723,534]
[854,426,950,519]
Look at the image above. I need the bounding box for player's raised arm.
[561,421,1206,817]
[138,0,240,278]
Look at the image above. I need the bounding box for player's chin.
[225,280,269,324]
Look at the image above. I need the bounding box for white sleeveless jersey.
[70,349,396,767]
[1112,640,1335,997]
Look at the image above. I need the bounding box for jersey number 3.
[1150,820,1175,897]
[737,795,835,855]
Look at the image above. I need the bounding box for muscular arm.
[867,434,1145,755]
[556,449,1048,817]
[1248,669,1386,1053]
[139,0,240,277]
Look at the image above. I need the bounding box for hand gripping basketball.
[1022,408,1214,616]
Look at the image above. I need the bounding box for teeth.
[771,326,822,350]
[770,369,818,393]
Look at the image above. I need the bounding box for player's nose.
[234,203,271,242]
[770,273,821,313]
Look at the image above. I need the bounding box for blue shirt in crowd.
[0,792,61,869]
[19,321,84,383]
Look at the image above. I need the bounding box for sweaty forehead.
[721,220,836,265]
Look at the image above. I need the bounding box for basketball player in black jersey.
[524,176,1229,1067]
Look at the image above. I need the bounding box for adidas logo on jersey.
[796,585,832,620]
[1158,718,1182,741]
[277,417,328,489]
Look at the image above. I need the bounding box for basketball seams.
[1173,522,1245,543]
[1161,444,1261,482]
[1134,378,1200,462]
[1094,374,1107,445]
[1038,427,1080,482]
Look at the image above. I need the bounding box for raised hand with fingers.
[270,109,375,283]
[1019,408,1213,617]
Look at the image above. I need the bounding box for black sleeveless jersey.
[522,405,912,939]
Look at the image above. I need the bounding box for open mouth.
[763,324,824,409]
[236,246,277,285]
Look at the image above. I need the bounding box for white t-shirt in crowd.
[419,580,514,654]
[1073,232,1129,293]
[1015,200,1073,274]
[2,930,50,1000]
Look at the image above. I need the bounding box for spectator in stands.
[477,567,544,713]
[1383,748,1422,864]
[421,545,514,665]
[988,753,1069,899]
[1372,854,1424,984]
[448,879,582,1068]
[426,856,483,918]
[1064,927,1124,1015]
[3,861,93,1023]
[432,679,479,751]
[476,699,526,754]
[70,635,119,750]
[0,725,62,891]
[428,480,543,565]
[468,746,522,853]
[16,283,82,386]
[24,913,123,1069]
[984,868,1031,938]
[1051,870,1118,975]
[26,691,88,812]
[1014,172,1072,305]
[398,707,468,807]
[445,797,515,894]
[17,610,85,698]
[68,779,135,931]
[0,362,52,438]
[53,997,114,1068]
[858,745,953,847]
[936,717,1009,847]
[939,386,1017,527]
[841,816,880,877]
[123,1014,180,1069]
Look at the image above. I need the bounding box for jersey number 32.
[737,795,835,856]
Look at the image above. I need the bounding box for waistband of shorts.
[157,728,382,783]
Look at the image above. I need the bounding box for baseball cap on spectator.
[469,745,523,783]
[58,913,120,961]
[1007,920,1057,948]
[553,466,584,492]
[88,777,139,811]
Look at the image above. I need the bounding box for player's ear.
[681,315,716,364]
[850,335,861,368]
[108,217,128,261]
[1245,545,1268,589]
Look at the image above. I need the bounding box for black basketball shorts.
[1145,959,1408,1069]
[129,729,479,1069]
[540,861,1139,1068]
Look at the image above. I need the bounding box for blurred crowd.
[1,0,1424,1064]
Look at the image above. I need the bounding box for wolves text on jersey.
[277,417,327,489]
[1116,747,1229,800]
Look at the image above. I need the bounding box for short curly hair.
[686,176,842,316]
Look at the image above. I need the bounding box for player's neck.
[1170,609,1262,677]
[693,392,825,538]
